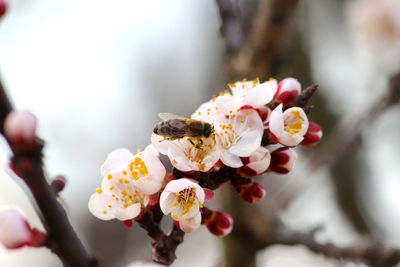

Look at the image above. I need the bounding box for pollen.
[227,83,236,87]
[103,210,108,214]
[108,205,112,208]
[129,157,149,180]
[109,186,115,190]
[122,170,127,175]
[172,215,180,221]
[107,174,113,180]
[285,120,303,135]
[96,188,103,194]
[291,110,304,121]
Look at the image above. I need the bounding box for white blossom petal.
[88,193,115,221]
[100,149,133,177]
[178,212,201,233]
[242,79,277,108]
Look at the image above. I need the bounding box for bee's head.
[204,123,213,137]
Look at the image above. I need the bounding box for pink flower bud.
[257,105,271,122]
[269,147,297,174]
[202,208,233,237]
[275,78,301,105]
[0,0,7,18]
[232,178,266,203]
[237,147,271,177]
[301,122,323,147]
[4,111,37,148]
[0,208,46,249]
[50,175,67,194]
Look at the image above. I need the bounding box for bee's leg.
[159,136,178,142]
[188,138,195,146]
[199,138,203,145]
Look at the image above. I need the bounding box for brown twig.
[0,80,96,267]
[136,210,185,265]
[269,224,400,267]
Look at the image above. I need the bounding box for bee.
[153,113,214,146]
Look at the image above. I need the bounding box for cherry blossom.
[151,133,219,172]
[159,179,205,232]
[89,145,166,221]
[214,108,264,168]
[269,104,309,147]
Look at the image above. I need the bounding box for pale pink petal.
[178,212,201,233]
[159,191,177,215]
[229,130,262,157]
[134,150,165,195]
[151,133,171,155]
[220,149,243,168]
[4,111,37,144]
[88,193,115,221]
[167,145,193,172]
[112,202,141,221]
[100,149,133,177]
[242,79,277,108]
[269,104,285,134]
[0,208,32,249]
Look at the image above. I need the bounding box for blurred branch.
[221,0,300,80]
[215,0,245,55]
[309,73,400,172]
[269,224,400,267]
[0,79,96,267]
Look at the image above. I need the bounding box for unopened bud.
[4,111,37,150]
[269,147,297,174]
[202,208,233,237]
[232,177,266,203]
[0,0,7,18]
[257,105,271,122]
[301,122,323,147]
[237,146,271,177]
[275,78,301,105]
[51,175,67,194]
[0,208,46,249]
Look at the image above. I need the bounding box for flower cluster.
[89,77,322,235]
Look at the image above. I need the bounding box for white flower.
[214,108,264,168]
[101,145,165,195]
[159,179,204,232]
[191,78,277,123]
[88,174,148,221]
[269,104,309,147]
[89,145,166,221]
[151,133,219,172]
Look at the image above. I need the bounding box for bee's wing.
[158,112,188,121]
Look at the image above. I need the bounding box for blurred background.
[0,0,400,266]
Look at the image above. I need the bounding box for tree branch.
[0,80,96,267]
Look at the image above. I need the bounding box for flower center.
[129,157,149,180]
[184,136,216,171]
[173,186,202,216]
[284,110,304,135]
